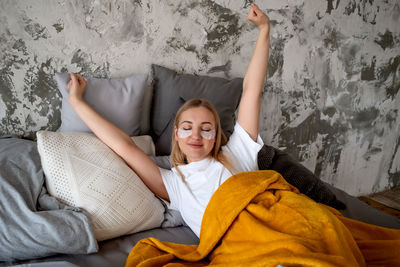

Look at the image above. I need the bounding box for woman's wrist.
[68,95,84,108]
[258,25,270,37]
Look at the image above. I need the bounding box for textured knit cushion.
[55,72,148,136]
[36,131,165,241]
[151,64,243,155]
[257,145,346,210]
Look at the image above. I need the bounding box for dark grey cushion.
[55,72,148,136]
[150,64,243,155]
[257,144,346,210]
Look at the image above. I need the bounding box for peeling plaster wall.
[0,0,399,196]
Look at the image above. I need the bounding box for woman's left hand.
[247,3,270,33]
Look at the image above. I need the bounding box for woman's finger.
[251,3,259,14]
[70,72,78,84]
[252,3,260,11]
[248,3,261,21]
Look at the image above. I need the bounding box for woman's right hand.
[67,72,87,107]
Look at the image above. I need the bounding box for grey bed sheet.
[3,226,199,267]
[329,183,400,229]
[0,137,97,264]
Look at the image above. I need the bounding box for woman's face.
[174,106,217,163]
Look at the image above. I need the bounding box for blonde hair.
[171,98,235,179]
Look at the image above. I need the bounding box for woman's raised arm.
[67,73,169,201]
[237,3,270,141]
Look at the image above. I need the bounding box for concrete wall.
[1,0,399,196]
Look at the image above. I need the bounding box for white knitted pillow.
[36,131,165,241]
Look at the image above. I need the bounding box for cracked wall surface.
[0,0,399,196]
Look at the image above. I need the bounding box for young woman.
[67,3,270,237]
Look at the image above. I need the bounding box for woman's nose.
[190,128,202,139]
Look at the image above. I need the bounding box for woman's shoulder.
[225,121,264,148]
[158,166,176,179]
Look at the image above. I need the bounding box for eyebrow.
[180,121,213,126]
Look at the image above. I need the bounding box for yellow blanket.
[126,170,400,267]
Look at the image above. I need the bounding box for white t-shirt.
[159,123,264,237]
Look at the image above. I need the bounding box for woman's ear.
[174,125,178,140]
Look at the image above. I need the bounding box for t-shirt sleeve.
[223,122,264,173]
[159,167,179,210]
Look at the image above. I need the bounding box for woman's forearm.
[243,27,270,96]
[238,24,270,140]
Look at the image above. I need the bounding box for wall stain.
[315,139,343,181]
[393,3,400,21]
[279,110,346,177]
[52,22,64,33]
[361,56,376,81]
[363,146,382,161]
[377,56,400,98]
[0,67,21,136]
[12,39,29,56]
[326,0,340,15]
[385,109,398,129]
[207,61,231,78]
[22,15,49,40]
[344,0,357,16]
[375,30,394,50]
[322,23,343,51]
[267,38,285,78]
[389,172,400,188]
[291,6,304,33]
[243,0,254,9]
[18,57,61,139]
[335,92,353,112]
[359,0,378,25]
[388,135,400,187]
[0,35,27,136]
[165,31,210,66]
[201,0,241,53]
[322,106,337,117]
[343,0,379,24]
[83,0,144,42]
[71,49,110,78]
[338,42,361,79]
[175,1,197,17]
[350,107,379,129]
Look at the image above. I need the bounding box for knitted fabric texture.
[257,144,346,210]
[36,131,165,241]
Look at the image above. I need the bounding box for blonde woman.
[67,3,269,238]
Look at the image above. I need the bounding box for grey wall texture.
[0,0,399,196]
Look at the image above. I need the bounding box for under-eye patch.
[177,128,192,139]
[200,129,216,140]
[177,128,216,140]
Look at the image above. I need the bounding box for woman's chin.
[186,153,210,163]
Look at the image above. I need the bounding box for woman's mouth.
[188,143,203,149]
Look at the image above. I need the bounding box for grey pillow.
[55,72,148,136]
[151,64,243,155]
[149,155,172,170]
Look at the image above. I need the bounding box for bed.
[1,65,399,267]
